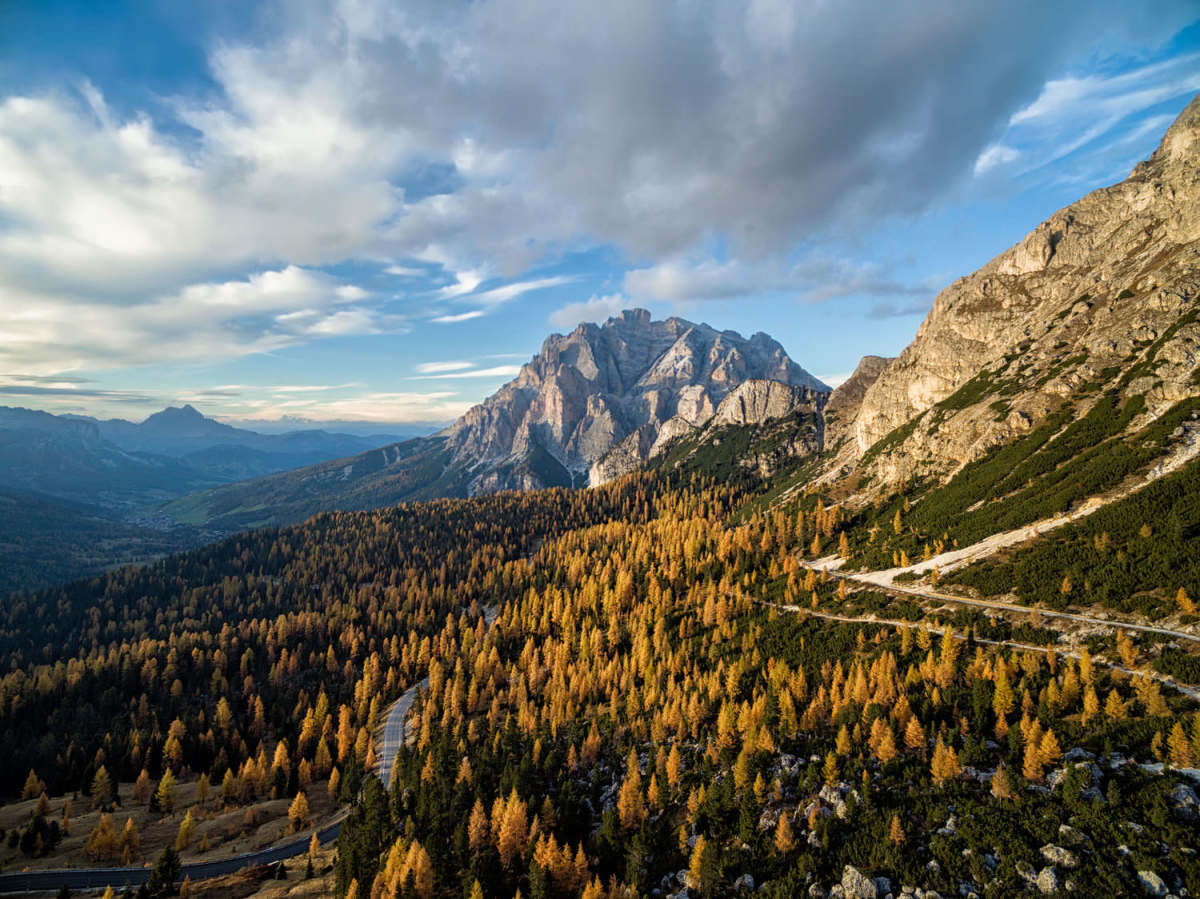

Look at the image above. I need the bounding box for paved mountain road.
[0,814,345,895]
[373,676,428,789]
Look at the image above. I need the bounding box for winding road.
[0,814,345,895]
[373,677,427,790]
[807,563,1200,645]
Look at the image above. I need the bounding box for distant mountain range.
[0,405,412,591]
[161,311,830,532]
[0,403,406,510]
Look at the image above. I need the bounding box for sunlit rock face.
[439,308,829,492]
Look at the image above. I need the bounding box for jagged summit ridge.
[440,308,827,492]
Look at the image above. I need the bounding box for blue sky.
[1,1,1198,426]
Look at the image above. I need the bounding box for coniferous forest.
[2,463,1199,897]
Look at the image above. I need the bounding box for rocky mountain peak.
[441,309,826,492]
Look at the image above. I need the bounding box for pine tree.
[1022,739,1044,782]
[822,752,840,787]
[990,762,1016,800]
[1168,721,1195,767]
[175,809,196,851]
[155,770,177,813]
[1176,587,1196,614]
[21,769,43,800]
[617,750,645,829]
[467,798,489,854]
[91,766,114,811]
[688,835,713,894]
[288,792,310,831]
[888,814,904,845]
[774,811,795,854]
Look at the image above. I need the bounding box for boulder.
[841,865,879,899]
[1040,844,1079,868]
[1137,870,1167,896]
[1036,867,1059,894]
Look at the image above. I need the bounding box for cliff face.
[439,309,828,491]
[839,93,1200,487]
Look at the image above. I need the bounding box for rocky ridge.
[439,309,828,492]
[828,93,1200,491]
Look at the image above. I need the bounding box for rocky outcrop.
[439,309,828,492]
[836,92,1200,488]
[823,355,892,447]
[711,379,819,428]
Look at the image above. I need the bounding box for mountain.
[0,403,401,511]
[445,308,827,491]
[826,92,1200,489]
[0,404,408,591]
[0,406,207,509]
[163,311,828,531]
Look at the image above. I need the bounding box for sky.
[0,1,1198,427]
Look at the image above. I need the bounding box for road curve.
[373,677,428,790]
[0,813,346,895]
[372,606,497,789]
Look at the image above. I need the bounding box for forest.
[0,461,1198,897]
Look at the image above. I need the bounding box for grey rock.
[1041,844,1079,868]
[1057,824,1087,845]
[823,95,1200,489]
[1037,867,1059,894]
[842,865,879,899]
[734,874,755,891]
[1138,870,1168,896]
[434,308,831,492]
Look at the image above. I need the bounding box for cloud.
[0,0,1195,380]
[973,144,1021,175]
[624,256,930,304]
[412,365,523,380]
[469,275,576,306]
[0,266,394,374]
[549,294,631,328]
[415,361,475,374]
[431,310,486,324]
[973,50,1200,181]
[868,300,932,319]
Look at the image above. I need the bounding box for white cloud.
[973,144,1021,175]
[549,294,631,328]
[415,360,474,373]
[469,275,576,306]
[413,365,522,380]
[431,310,486,324]
[0,266,392,374]
[984,50,1200,180]
[816,372,851,389]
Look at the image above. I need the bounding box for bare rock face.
[841,92,1200,488]
[441,309,828,493]
[823,356,893,441]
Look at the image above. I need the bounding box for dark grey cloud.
[256,0,1196,269]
